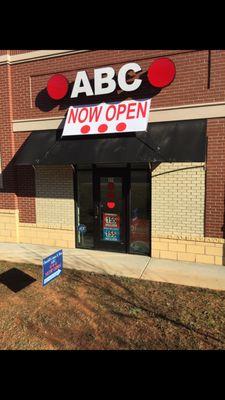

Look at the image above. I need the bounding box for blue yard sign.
[42,250,63,287]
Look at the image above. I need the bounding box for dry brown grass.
[0,260,225,350]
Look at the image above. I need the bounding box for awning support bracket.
[135,132,172,163]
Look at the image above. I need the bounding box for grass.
[0,260,225,350]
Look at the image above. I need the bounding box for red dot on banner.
[107,202,115,209]
[98,124,108,133]
[116,123,127,132]
[81,125,90,134]
[147,58,176,88]
[47,74,69,100]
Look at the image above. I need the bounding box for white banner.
[62,99,151,136]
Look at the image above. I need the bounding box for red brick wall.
[205,119,225,238]
[0,64,18,211]
[10,50,225,121]
[0,49,225,235]
[9,50,189,120]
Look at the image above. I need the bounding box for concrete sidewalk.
[0,242,225,291]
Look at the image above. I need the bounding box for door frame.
[74,163,151,256]
[93,165,130,253]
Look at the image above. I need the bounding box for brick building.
[0,49,224,265]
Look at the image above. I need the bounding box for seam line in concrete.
[19,244,46,261]
[139,257,152,279]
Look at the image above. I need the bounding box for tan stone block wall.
[35,165,75,228]
[152,162,205,237]
[19,223,75,249]
[0,209,19,243]
[152,235,225,266]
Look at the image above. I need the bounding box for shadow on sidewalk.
[0,268,36,293]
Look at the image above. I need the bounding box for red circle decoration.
[98,124,108,133]
[47,74,69,100]
[107,201,115,209]
[81,125,90,134]
[116,123,127,132]
[147,58,176,88]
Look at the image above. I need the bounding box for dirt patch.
[0,260,225,350]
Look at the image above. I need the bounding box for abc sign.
[47,58,176,100]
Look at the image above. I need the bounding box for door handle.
[95,204,100,217]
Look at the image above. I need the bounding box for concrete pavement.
[0,242,225,291]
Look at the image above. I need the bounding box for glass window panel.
[129,170,150,255]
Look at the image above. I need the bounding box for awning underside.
[13,119,206,166]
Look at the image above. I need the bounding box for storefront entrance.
[94,168,128,253]
[75,164,151,256]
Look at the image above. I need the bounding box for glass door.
[94,168,129,253]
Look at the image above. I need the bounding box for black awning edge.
[13,119,206,166]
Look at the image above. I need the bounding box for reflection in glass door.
[129,169,150,255]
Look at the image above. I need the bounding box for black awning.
[13,119,206,166]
